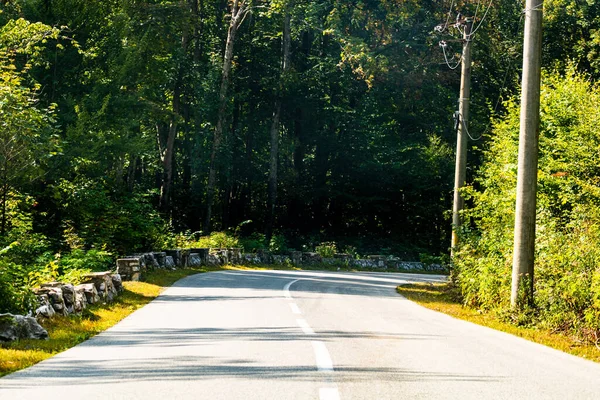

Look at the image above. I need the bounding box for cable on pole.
[459,112,483,141]
[440,41,461,70]
[467,0,494,39]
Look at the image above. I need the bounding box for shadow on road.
[2,354,503,388]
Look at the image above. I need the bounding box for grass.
[0,267,205,377]
[397,283,600,363]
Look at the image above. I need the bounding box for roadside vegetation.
[398,283,600,363]
[452,68,600,349]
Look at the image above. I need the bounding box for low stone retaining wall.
[1,271,124,343]
[117,248,447,282]
[33,271,123,319]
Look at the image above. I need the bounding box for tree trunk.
[127,154,138,192]
[266,7,292,241]
[159,76,182,213]
[159,5,197,214]
[204,0,249,232]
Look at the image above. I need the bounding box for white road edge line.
[311,341,334,372]
[283,279,300,299]
[319,388,341,400]
[289,303,301,314]
[296,319,315,335]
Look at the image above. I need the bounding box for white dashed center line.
[285,279,340,400]
[289,303,301,314]
[319,387,341,400]
[311,341,334,372]
[296,318,315,335]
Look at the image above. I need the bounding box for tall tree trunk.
[204,0,249,232]
[266,7,292,242]
[159,73,182,214]
[159,8,194,214]
[127,154,138,192]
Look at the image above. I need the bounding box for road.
[1,270,600,399]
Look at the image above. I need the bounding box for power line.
[459,112,483,141]
[440,41,461,70]
[467,0,494,38]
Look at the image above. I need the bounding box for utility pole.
[450,19,472,256]
[511,0,543,308]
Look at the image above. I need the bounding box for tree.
[266,0,292,242]
[204,0,251,232]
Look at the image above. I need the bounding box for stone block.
[61,284,76,314]
[34,287,68,316]
[77,283,100,305]
[242,253,261,264]
[189,248,209,264]
[227,248,242,264]
[84,271,117,302]
[165,250,182,267]
[111,274,123,293]
[206,253,221,266]
[289,251,302,265]
[165,256,175,269]
[188,253,202,267]
[35,294,55,319]
[257,249,272,264]
[181,249,191,268]
[302,252,322,264]
[272,255,291,265]
[367,255,387,269]
[334,253,353,264]
[0,313,48,342]
[73,286,87,313]
[153,252,167,268]
[117,258,144,281]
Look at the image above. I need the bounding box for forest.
[1,0,600,341]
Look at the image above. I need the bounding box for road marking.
[283,279,300,299]
[319,388,341,400]
[289,303,301,314]
[286,278,338,398]
[296,319,315,335]
[311,341,334,372]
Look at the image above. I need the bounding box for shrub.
[238,232,267,253]
[315,241,338,258]
[453,67,600,341]
[194,231,240,249]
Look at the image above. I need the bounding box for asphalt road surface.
[2,270,600,399]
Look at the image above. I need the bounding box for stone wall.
[1,271,124,343]
[34,271,123,320]
[117,248,447,282]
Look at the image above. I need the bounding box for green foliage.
[315,241,338,258]
[52,179,167,254]
[194,232,240,249]
[268,234,288,253]
[238,233,267,253]
[453,68,600,341]
[58,249,113,273]
[0,260,36,314]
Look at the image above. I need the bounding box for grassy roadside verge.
[0,267,206,377]
[397,283,600,363]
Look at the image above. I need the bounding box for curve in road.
[1,270,599,400]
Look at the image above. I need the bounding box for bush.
[194,231,240,249]
[315,242,337,258]
[453,67,600,341]
[238,232,267,253]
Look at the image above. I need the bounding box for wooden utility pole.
[511,0,543,308]
[451,19,472,255]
